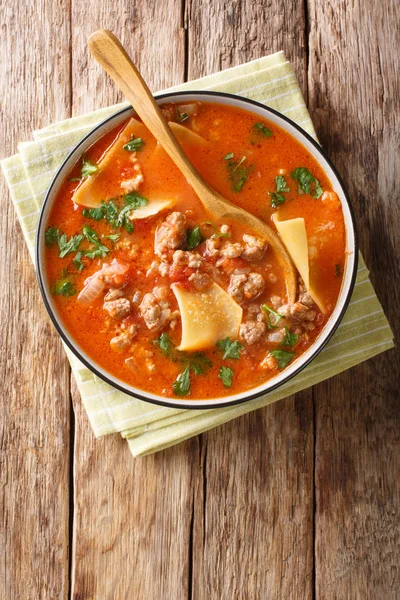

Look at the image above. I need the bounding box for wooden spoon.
[88,30,297,303]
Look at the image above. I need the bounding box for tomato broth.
[44,101,346,399]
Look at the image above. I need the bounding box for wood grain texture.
[1,0,399,598]
[69,4,194,599]
[0,1,72,599]
[191,394,314,599]
[308,0,400,597]
[186,2,314,597]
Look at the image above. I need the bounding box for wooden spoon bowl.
[88,29,297,302]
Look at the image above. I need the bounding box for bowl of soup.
[36,91,357,409]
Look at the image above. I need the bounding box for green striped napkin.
[1,52,394,457]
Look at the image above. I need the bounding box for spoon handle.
[88,30,212,199]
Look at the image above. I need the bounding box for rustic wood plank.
[0,1,72,598]
[308,0,400,597]
[186,2,314,597]
[69,5,195,599]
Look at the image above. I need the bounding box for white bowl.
[36,91,358,409]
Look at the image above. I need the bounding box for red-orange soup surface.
[44,102,346,399]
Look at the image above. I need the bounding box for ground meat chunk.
[104,288,124,302]
[277,302,316,322]
[228,272,265,303]
[240,320,266,345]
[139,291,171,330]
[297,279,315,307]
[120,154,144,192]
[205,238,221,257]
[221,242,243,259]
[188,272,212,291]
[154,212,187,259]
[267,328,286,344]
[172,250,202,269]
[270,295,283,309]
[103,298,131,319]
[241,234,267,261]
[260,354,278,370]
[110,324,138,352]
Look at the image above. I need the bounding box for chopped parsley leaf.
[290,167,323,199]
[216,337,244,360]
[188,353,212,375]
[176,110,189,123]
[52,278,77,297]
[280,326,298,348]
[270,349,296,369]
[81,158,98,179]
[82,206,104,220]
[218,366,234,387]
[123,136,145,152]
[224,152,234,160]
[45,227,61,247]
[185,225,204,250]
[157,332,175,358]
[155,334,212,394]
[58,233,84,259]
[253,122,273,138]
[124,192,148,209]
[82,224,109,259]
[268,175,290,208]
[262,304,283,329]
[103,233,120,242]
[275,175,290,193]
[82,195,146,234]
[72,251,85,272]
[172,365,191,396]
[225,154,253,193]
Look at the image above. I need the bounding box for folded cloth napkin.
[2,52,394,457]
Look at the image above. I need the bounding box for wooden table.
[1,1,399,598]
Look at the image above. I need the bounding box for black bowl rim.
[35,90,359,410]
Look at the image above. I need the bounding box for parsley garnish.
[280,326,298,348]
[225,154,253,192]
[123,136,145,152]
[81,158,98,179]
[52,278,77,297]
[335,264,343,277]
[176,109,189,123]
[45,227,61,247]
[268,175,290,208]
[262,304,283,329]
[172,365,191,396]
[185,225,204,250]
[82,224,110,259]
[124,193,148,209]
[253,122,273,138]
[57,233,84,259]
[82,205,104,220]
[218,366,234,387]
[72,251,85,272]
[157,332,175,357]
[45,227,83,258]
[216,337,244,360]
[155,333,212,396]
[290,167,323,199]
[82,194,147,234]
[188,353,212,375]
[103,233,120,242]
[270,349,296,369]
[224,152,234,160]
